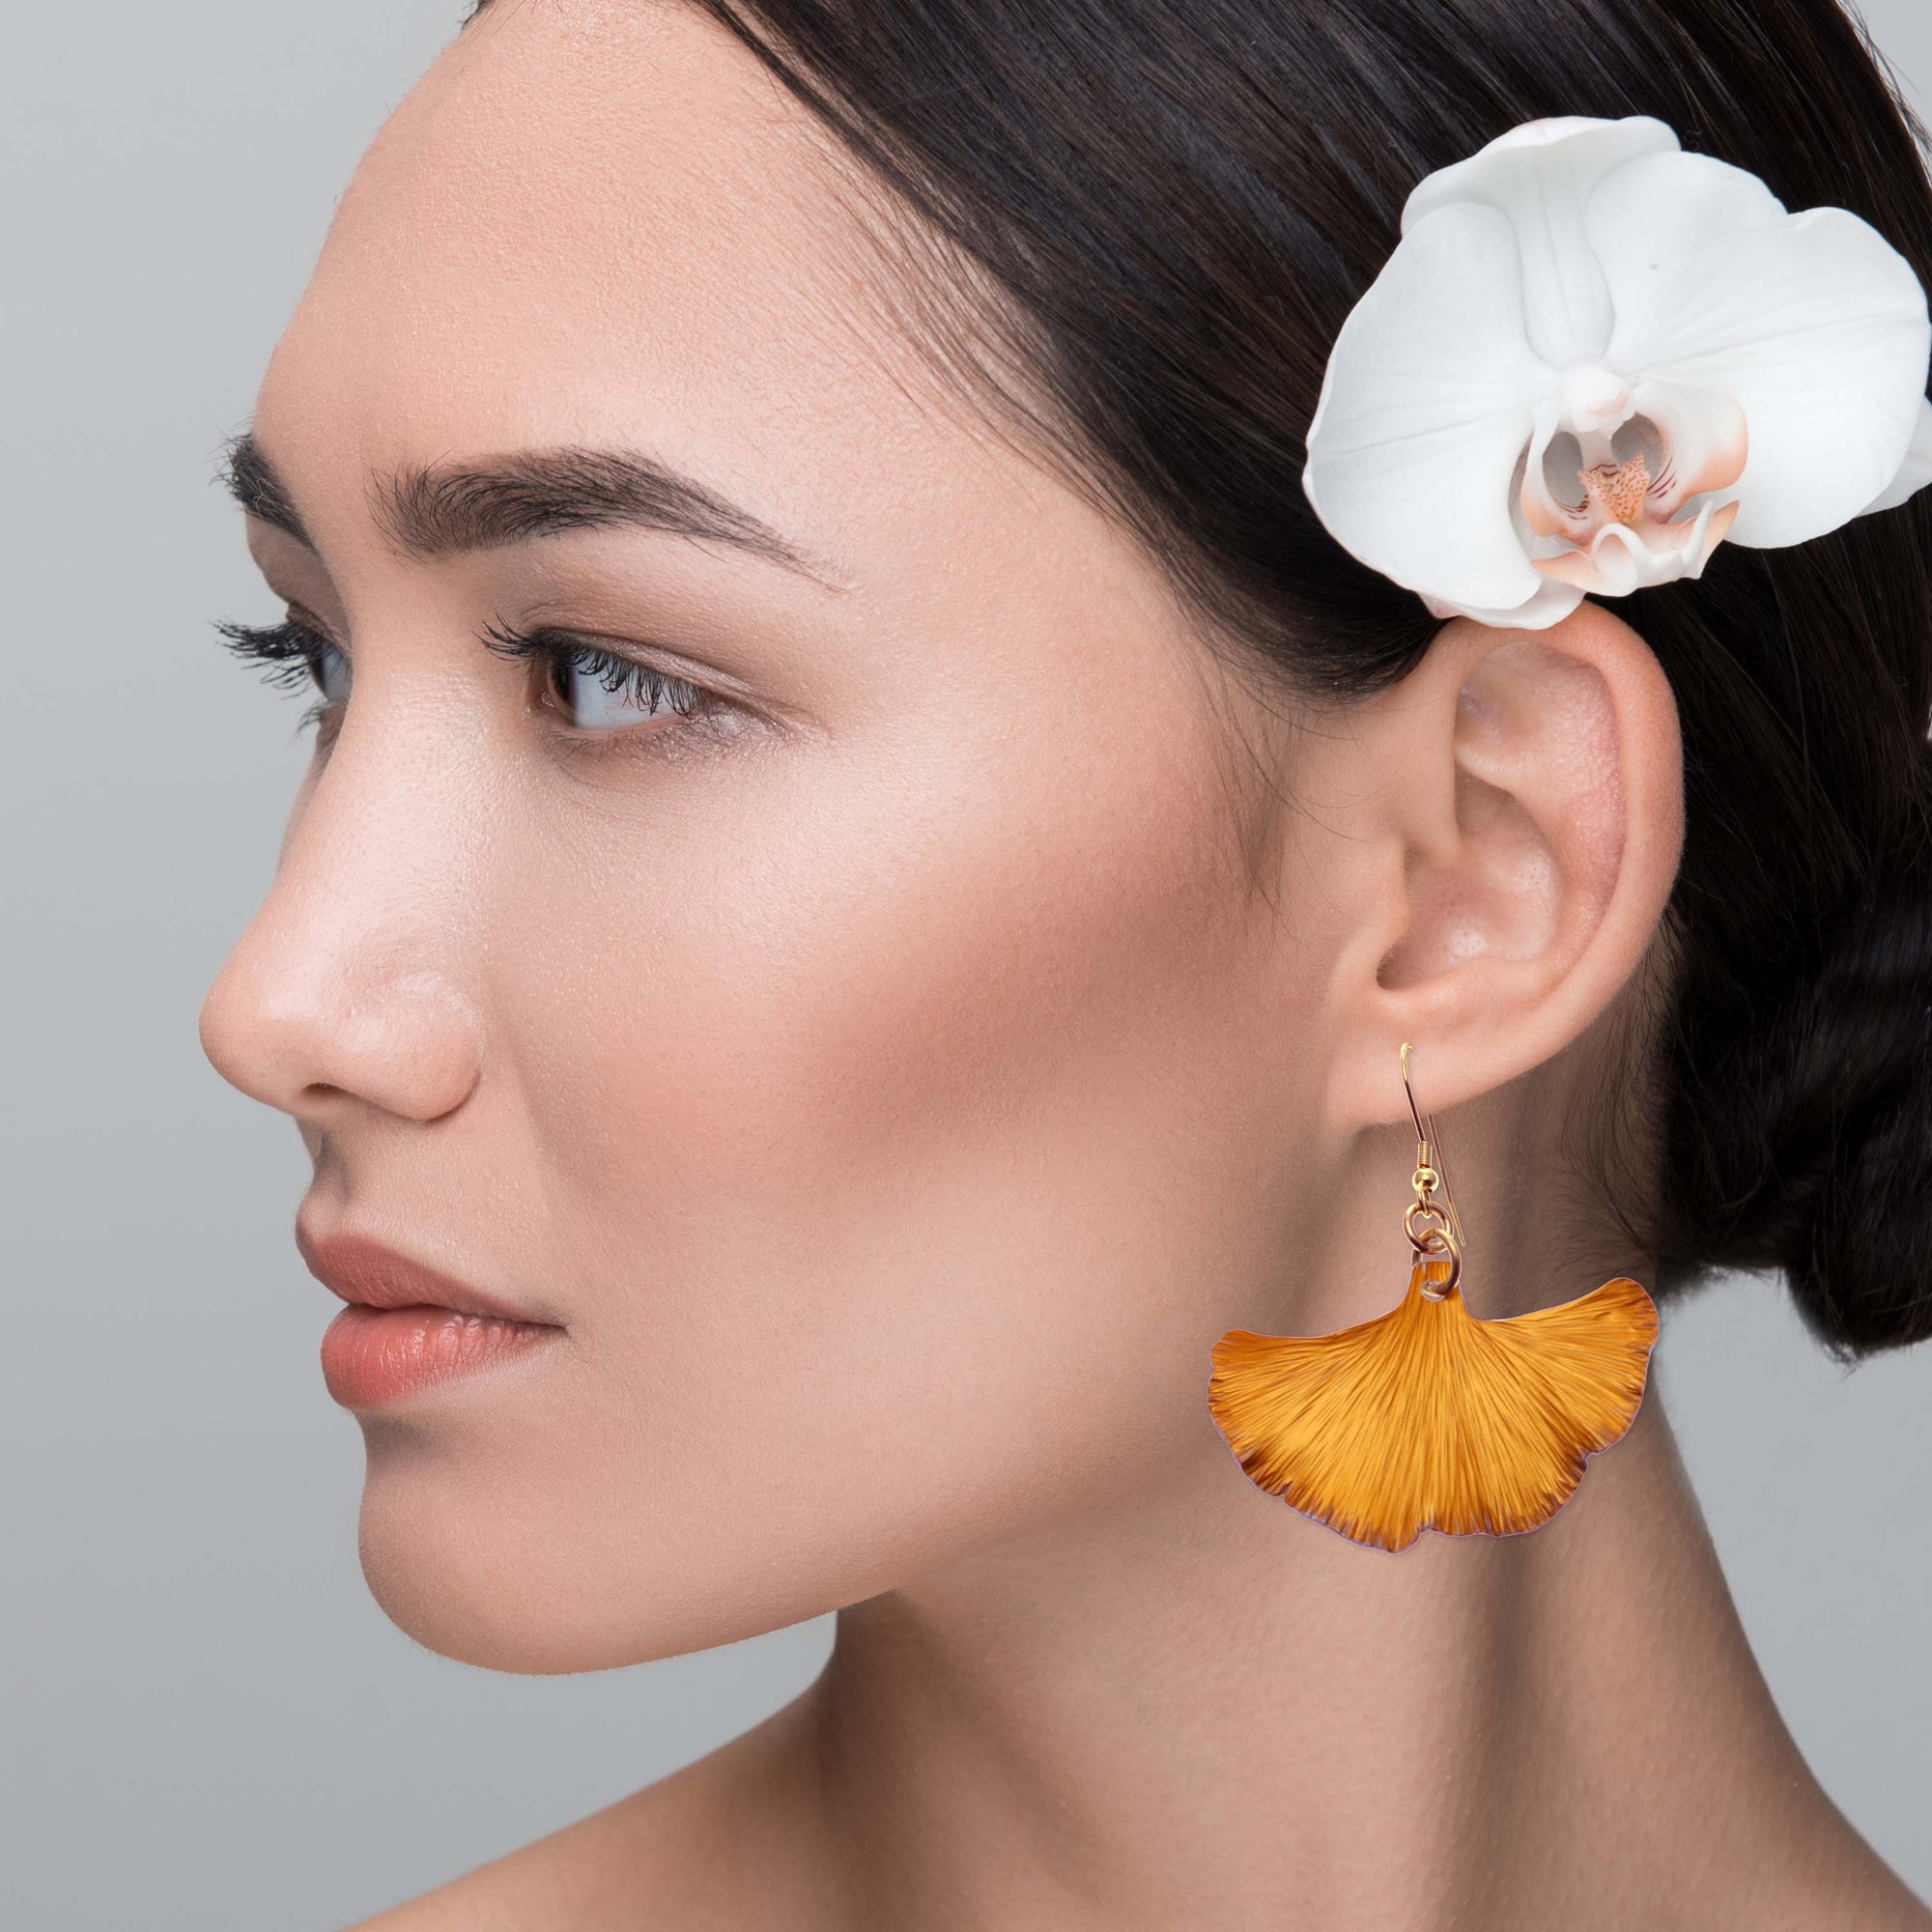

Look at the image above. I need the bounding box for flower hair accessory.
[1302,116,1932,629]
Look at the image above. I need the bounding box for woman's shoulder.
[341,1693,834,1932]
[339,1765,721,1931]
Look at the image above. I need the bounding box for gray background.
[3,4,1927,1926]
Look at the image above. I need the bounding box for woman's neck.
[769,1380,1919,1930]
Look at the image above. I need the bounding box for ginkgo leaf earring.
[1208,1044,1660,1552]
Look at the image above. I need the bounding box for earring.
[1208,1043,1659,1553]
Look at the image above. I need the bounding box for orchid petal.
[1304,203,1554,613]
[1426,578,1585,630]
[1865,394,1932,514]
[1404,117,1679,367]
[1589,152,1931,548]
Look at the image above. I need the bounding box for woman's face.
[201,0,1322,1669]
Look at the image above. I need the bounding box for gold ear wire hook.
[1399,1040,1430,1152]
[1399,1042,1465,1258]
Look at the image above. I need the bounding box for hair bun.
[1686,788,1932,1356]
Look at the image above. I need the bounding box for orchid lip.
[1521,396,1741,577]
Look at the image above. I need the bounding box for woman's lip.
[319,1303,560,1410]
[295,1223,563,1328]
[298,1225,566,1410]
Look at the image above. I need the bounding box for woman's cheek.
[501,682,1245,1264]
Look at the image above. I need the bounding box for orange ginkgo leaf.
[1208,1257,1659,1552]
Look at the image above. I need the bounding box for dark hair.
[483,0,1932,1356]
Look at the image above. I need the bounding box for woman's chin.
[350,1469,773,1674]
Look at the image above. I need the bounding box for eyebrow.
[220,433,822,579]
[221,432,313,549]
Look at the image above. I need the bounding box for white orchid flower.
[1302,116,1932,629]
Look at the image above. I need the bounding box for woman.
[199,0,1932,1923]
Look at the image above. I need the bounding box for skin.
[198,4,1932,1928]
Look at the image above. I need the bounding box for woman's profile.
[198,0,1932,1924]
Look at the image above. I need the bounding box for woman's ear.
[1310,600,1684,1136]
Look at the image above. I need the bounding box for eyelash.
[216,615,327,688]
[214,614,724,740]
[215,616,343,735]
[478,618,718,731]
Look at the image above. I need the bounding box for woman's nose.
[199,727,485,1131]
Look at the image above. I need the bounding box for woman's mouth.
[298,1225,564,1409]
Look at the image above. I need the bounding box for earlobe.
[1321,601,1685,1134]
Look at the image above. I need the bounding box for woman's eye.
[215,615,352,716]
[313,639,351,706]
[548,647,708,733]
[481,620,716,737]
